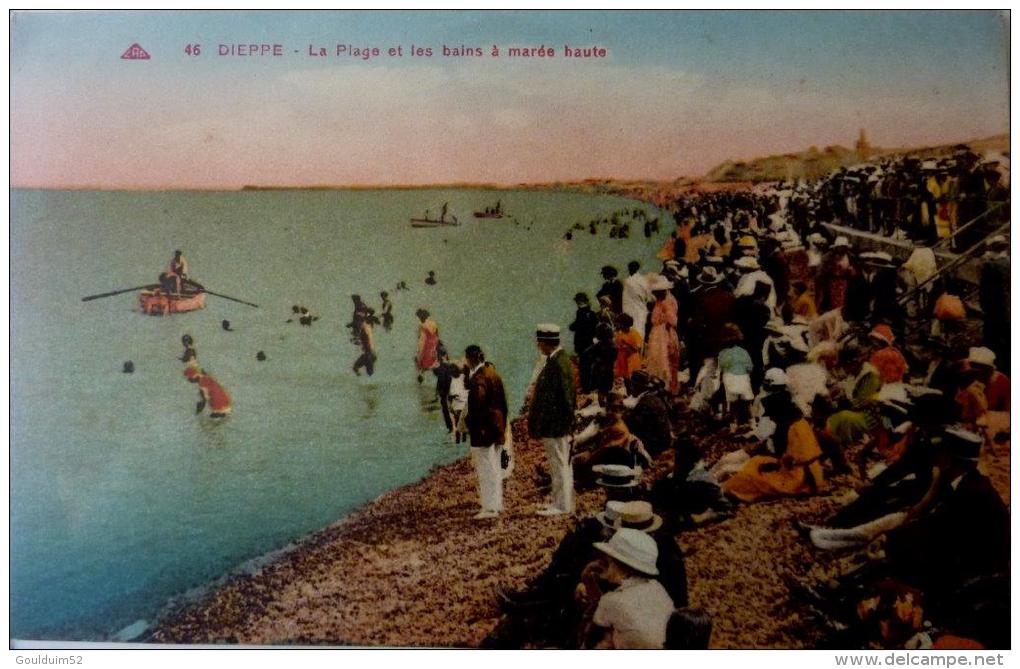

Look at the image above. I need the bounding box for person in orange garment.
[723,397,825,503]
[867,324,908,384]
[183,366,232,417]
[966,346,1010,411]
[613,313,643,381]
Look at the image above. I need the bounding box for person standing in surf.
[415,308,440,383]
[380,291,394,331]
[183,367,232,418]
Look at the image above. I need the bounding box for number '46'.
[185,44,201,56]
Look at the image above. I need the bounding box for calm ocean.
[10,188,668,640]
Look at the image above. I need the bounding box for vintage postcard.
[9,9,1011,653]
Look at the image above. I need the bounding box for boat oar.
[182,279,259,308]
[81,285,154,302]
[202,289,259,309]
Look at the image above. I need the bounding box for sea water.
[10,188,670,640]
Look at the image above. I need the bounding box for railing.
[897,219,1011,306]
[931,199,1009,252]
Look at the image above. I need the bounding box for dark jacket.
[569,306,599,356]
[886,470,1010,598]
[596,279,624,315]
[528,349,576,438]
[466,363,508,447]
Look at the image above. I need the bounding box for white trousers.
[543,437,574,513]
[809,512,907,551]
[471,446,504,513]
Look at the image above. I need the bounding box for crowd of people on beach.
[425,145,1012,649]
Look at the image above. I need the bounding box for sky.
[10,10,1011,189]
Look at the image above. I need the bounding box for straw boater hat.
[859,251,897,268]
[968,347,996,368]
[833,236,851,249]
[596,500,663,533]
[593,527,660,576]
[592,463,642,488]
[738,235,758,249]
[536,323,560,343]
[807,232,829,246]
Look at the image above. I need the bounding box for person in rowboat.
[167,250,189,295]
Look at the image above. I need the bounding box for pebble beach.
[150,411,1010,648]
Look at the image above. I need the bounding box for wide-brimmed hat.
[596,500,663,533]
[869,324,895,346]
[833,236,851,249]
[536,323,561,342]
[593,463,642,488]
[593,527,660,576]
[737,235,758,249]
[763,367,789,389]
[807,232,828,246]
[968,347,996,368]
[649,274,674,291]
[734,256,760,271]
[943,425,983,461]
[696,266,723,285]
[986,234,1009,249]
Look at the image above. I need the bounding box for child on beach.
[448,364,469,444]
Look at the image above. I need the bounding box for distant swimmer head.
[573,292,590,306]
[181,334,194,347]
[380,291,389,299]
[221,320,233,331]
[292,305,301,313]
[416,308,430,321]
[256,351,267,362]
[122,361,134,374]
[601,265,618,279]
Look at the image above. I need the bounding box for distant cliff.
[705,133,1009,183]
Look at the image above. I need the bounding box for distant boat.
[410,202,460,228]
[474,199,505,219]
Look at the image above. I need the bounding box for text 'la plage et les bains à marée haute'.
[206,43,608,59]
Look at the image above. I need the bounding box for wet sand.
[152,414,1009,647]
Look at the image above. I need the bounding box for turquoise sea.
[10,188,669,640]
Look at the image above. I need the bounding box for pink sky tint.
[11,60,1010,190]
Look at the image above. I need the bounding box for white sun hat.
[593,527,660,576]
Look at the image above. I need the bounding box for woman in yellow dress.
[723,400,825,503]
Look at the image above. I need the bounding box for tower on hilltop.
[855,128,871,160]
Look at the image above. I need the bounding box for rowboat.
[410,202,460,228]
[474,199,504,219]
[138,285,207,315]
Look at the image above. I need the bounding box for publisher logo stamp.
[120,43,151,60]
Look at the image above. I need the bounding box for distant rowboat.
[139,285,206,315]
[410,202,460,228]
[473,199,504,219]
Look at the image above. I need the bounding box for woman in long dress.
[644,276,682,394]
[415,308,439,382]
